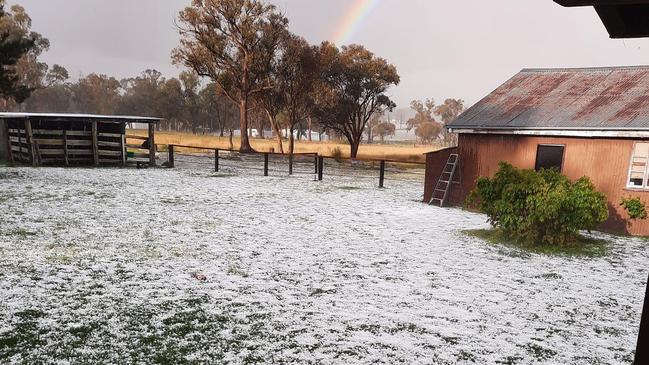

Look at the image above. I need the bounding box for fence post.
[214,149,219,172]
[314,155,318,174]
[264,153,269,176]
[379,160,386,188]
[289,153,293,175]
[148,123,156,167]
[636,273,649,364]
[168,145,175,168]
[318,156,323,181]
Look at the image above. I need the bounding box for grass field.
[127,130,441,163]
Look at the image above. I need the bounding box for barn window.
[627,142,649,188]
[535,145,564,172]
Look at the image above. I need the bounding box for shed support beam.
[24,119,37,167]
[4,120,13,164]
[121,134,126,167]
[18,125,25,163]
[92,121,99,166]
[63,130,69,166]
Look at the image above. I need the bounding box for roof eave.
[447,127,649,138]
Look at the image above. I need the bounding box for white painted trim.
[449,128,649,138]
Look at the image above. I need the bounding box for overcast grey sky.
[7,0,649,109]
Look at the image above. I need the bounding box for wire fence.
[165,144,426,188]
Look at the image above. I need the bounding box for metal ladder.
[429,154,459,207]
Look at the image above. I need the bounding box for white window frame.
[626,142,649,190]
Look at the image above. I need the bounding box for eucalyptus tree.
[72,74,121,115]
[314,43,400,158]
[0,1,66,108]
[276,35,319,155]
[173,0,288,152]
[435,98,465,145]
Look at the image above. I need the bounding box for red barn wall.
[426,133,649,236]
[423,147,458,203]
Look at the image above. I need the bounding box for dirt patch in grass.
[338,186,364,191]
[206,173,237,178]
[465,229,611,257]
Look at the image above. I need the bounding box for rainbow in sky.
[331,0,382,46]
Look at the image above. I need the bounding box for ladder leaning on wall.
[429,154,459,207]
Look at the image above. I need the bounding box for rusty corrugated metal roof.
[449,66,649,131]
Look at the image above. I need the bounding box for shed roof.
[0,112,162,123]
[448,66,649,132]
[554,1,649,39]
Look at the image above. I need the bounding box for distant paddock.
[126,130,442,164]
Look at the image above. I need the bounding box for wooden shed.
[425,66,649,236]
[0,113,161,167]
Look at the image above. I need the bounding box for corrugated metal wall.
[423,147,458,203]
[426,133,649,236]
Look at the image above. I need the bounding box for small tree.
[277,35,319,155]
[415,121,442,144]
[407,99,435,131]
[313,43,399,158]
[468,162,608,245]
[373,121,395,142]
[434,98,464,145]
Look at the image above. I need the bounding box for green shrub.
[620,197,648,220]
[467,162,608,245]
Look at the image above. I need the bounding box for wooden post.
[314,155,318,174]
[120,134,126,167]
[636,273,649,365]
[289,153,293,175]
[17,126,24,163]
[24,119,37,167]
[91,121,99,166]
[168,145,175,168]
[6,121,14,164]
[148,123,156,166]
[379,160,386,188]
[264,152,269,176]
[215,149,219,172]
[318,156,323,181]
[34,141,42,166]
[63,130,69,167]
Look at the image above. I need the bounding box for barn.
[424,66,649,236]
[0,113,161,167]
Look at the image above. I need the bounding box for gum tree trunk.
[239,97,253,152]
